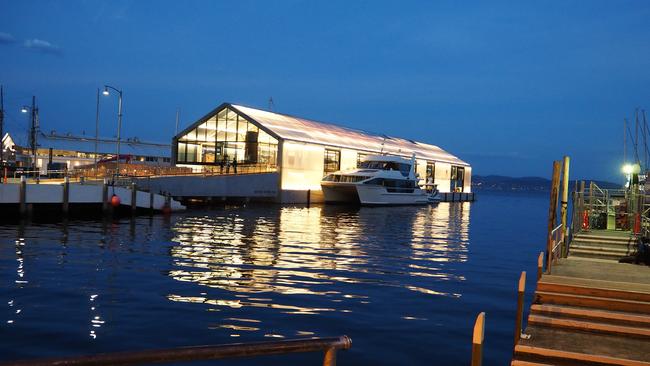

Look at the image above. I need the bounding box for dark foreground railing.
[0,336,351,366]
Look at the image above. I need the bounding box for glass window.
[236,116,248,142]
[451,166,465,192]
[357,153,368,168]
[324,149,340,173]
[226,110,237,142]
[186,143,198,162]
[177,142,187,162]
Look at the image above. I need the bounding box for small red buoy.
[111,194,121,207]
[162,205,172,215]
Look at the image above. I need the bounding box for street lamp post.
[102,85,123,178]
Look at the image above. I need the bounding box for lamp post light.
[21,96,39,178]
[102,85,123,178]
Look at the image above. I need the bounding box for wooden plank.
[535,291,650,314]
[528,314,650,339]
[536,282,650,303]
[511,361,555,366]
[515,345,650,366]
[530,304,650,327]
[540,275,650,295]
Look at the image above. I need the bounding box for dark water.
[0,191,548,365]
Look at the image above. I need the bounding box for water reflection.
[167,202,471,325]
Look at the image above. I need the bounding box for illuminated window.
[324,149,340,173]
[175,106,279,167]
[451,166,465,192]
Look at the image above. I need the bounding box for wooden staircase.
[569,232,636,261]
[512,267,650,365]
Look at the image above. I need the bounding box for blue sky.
[1,0,649,181]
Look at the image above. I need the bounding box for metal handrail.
[0,336,352,366]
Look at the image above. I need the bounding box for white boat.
[321,154,439,205]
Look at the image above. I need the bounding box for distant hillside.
[472,175,621,192]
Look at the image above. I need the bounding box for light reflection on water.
[167,203,470,323]
[0,193,541,365]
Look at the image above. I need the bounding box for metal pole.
[175,108,179,135]
[560,156,570,249]
[117,91,122,178]
[30,96,37,177]
[94,88,100,176]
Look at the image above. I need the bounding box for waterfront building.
[2,131,171,173]
[172,103,471,202]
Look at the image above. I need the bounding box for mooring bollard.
[149,192,154,215]
[471,312,485,366]
[62,176,70,215]
[514,271,526,347]
[131,182,137,214]
[19,175,27,217]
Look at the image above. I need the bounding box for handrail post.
[537,252,544,281]
[323,347,337,366]
[546,161,562,274]
[471,312,485,366]
[514,271,526,347]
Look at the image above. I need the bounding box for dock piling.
[131,182,137,214]
[102,179,109,214]
[62,176,69,215]
[471,312,486,366]
[19,175,26,217]
[514,271,526,347]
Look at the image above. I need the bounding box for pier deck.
[513,229,650,366]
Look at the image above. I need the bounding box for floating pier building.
[169,103,471,203]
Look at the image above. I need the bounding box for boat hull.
[356,185,429,205]
[321,183,430,205]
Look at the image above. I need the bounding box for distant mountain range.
[472,175,621,192]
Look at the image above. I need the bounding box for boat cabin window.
[358,160,411,176]
[363,178,417,192]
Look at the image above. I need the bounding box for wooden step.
[571,245,631,254]
[511,360,556,366]
[571,240,635,250]
[537,282,650,303]
[515,345,650,366]
[570,248,627,260]
[528,314,650,339]
[535,291,650,314]
[574,235,634,244]
[530,304,650,327]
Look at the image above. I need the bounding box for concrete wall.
[136,173,279,198]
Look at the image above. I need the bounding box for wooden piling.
[102,178,109,214]
[322,347,337,366]
[19,175,27,216]
[537,252,544,282]
[471,312,486,366]
[131,182,137,214]
[514,271,526,347]
[149,191,154,215]
[62,176,69,215]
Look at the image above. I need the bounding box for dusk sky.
[1,0,649,181]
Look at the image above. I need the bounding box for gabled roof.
[230,104,469,167]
